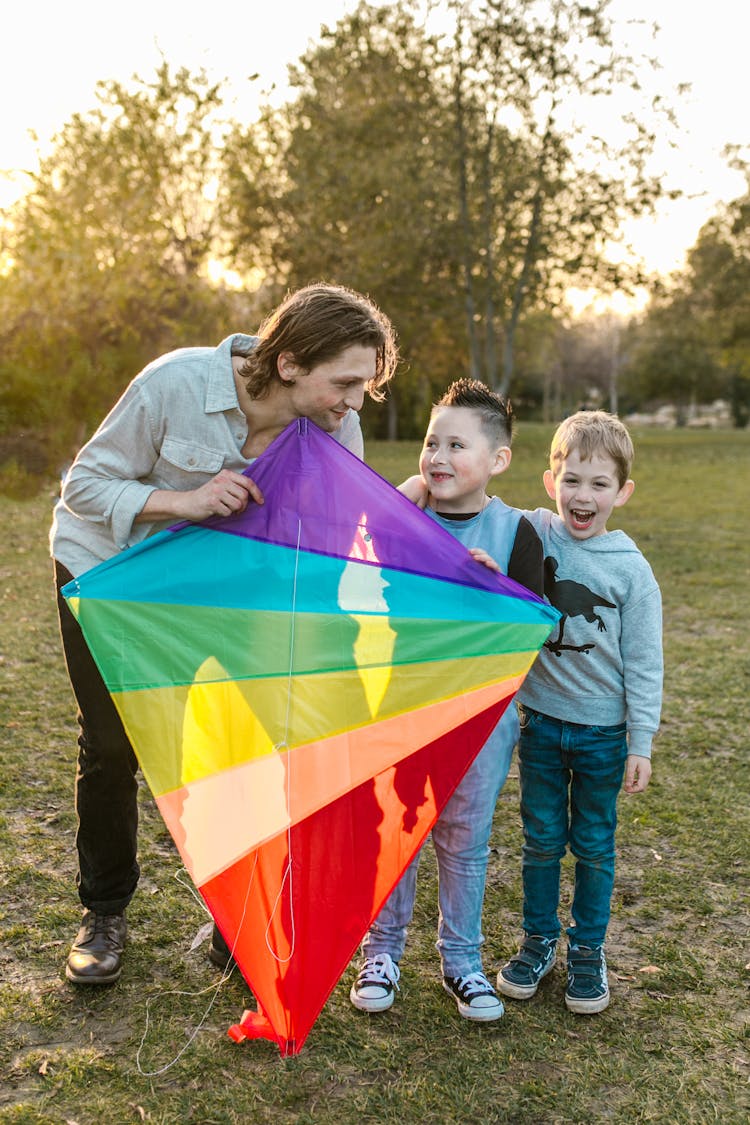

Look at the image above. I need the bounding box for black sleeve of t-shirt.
[507,516,544,598]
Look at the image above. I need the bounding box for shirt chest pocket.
[157,436,226,485]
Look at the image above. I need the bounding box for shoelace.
[359,954,401,991]
[82,912,123,941]
[454,971,494,998]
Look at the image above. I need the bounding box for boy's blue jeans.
[517,705,628,948]
[361,706,517,979]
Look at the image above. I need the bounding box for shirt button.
[187,457,196,466]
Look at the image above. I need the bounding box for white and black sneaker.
[349,953,401,1012]
[442,971,505,1021]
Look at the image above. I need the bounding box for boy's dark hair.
[435,378,513,447]
[238,283,399,401]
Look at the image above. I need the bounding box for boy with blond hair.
[497,410,662,1014]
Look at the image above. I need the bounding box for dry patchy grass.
[1,428,748,1124]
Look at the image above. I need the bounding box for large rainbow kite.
[63,419,558,1055]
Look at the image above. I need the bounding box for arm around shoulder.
[397,475,429,508]
[507,516,544,598]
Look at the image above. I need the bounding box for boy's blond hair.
[549,411,634,487]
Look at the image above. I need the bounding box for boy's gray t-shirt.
[518,508,662,758]
[425,496,543,752]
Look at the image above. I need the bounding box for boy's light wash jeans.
[361,706,518,979]
[517,705,628,948]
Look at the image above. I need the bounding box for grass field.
[1,426,748,1124]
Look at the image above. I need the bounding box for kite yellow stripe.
[113,650,539,796]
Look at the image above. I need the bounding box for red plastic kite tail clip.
[227,1007,292,1051]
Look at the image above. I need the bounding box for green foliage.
[223,2,470,437]
[221,0,676,426]
[0,64,247,464]
[0,459,39,500]
[0,2,709,454]
[451,0,672,391]
[624,173,750,424]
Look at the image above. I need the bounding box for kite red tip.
[228,1009,300,1055]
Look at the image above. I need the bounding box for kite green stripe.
[73,598,552,693]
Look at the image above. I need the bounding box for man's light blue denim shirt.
[50,334,364,576]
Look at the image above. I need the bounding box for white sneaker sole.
[349,985,395,1013]
[564,988,610,1014]
[442,979,504,1021]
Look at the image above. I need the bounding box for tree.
[445,0,673,394]
[223,1,469,438]
[223,0,674,420]
[0,64,243,462]
[623,285,722,420]
[688,181,750,424]
[623,171,750,426]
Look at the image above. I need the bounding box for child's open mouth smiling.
[569,508,595,530]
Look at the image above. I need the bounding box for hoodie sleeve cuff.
[627,729,653,759]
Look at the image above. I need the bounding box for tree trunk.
[453,35,482,380]
[482,113,499,389]
[608,319,620,414]
[386,391,399,441]
[499,94,559,398]
[500,182,544,397]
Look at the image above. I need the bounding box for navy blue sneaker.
[565,944,610,1014]
[497,934,557,1000]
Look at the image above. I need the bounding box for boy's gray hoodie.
[518,509,662,758]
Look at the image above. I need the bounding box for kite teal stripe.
[67,529,556,626]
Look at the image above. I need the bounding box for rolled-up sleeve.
[61,384,161,550]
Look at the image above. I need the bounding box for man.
[51,283,398,984]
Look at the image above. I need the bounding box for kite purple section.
[171,417,541,602]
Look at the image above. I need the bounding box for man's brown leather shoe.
[208,924,236,972]
[65,910,127,984]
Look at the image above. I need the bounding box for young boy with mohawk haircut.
[497,410,662,1014]
[349,378,544,1022]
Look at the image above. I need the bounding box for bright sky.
[2,0,747,288]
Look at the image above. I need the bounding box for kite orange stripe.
[157,675,524,887]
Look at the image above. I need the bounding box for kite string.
[135,858,257,1078]
[265,516,302,964]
